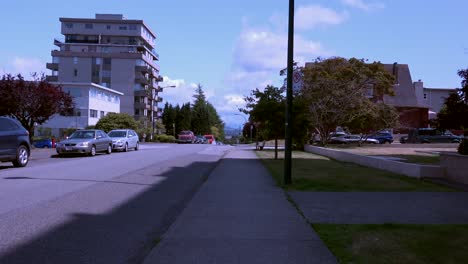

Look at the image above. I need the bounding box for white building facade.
[38,82,123,137]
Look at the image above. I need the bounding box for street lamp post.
[284,0,294,185]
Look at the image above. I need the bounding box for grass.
[256,150,453,191]
[313,224,468,264]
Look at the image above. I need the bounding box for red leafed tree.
[0,73,74,138]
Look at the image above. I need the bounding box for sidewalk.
[143,147,336,264]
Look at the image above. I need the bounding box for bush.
[458,139,468,155]
[156,134,176,143]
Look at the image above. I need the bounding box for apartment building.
[46,14,163,123]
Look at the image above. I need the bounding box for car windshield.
[69,131,95,139]
[108,131,127,137]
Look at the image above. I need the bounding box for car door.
[0,118,20,158]
[96,131,106,151]
[129,130,137,148]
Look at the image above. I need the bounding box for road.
[0,143,232,264]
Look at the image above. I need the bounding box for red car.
[177,130,195,144]
[204,134,215,144]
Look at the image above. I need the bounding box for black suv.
[0,117,31,167]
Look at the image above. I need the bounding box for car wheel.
[124,143,128,152]
[106,144,112,154]
[135,142,139,151]
[90,145,96,156]
[12,145,29,167]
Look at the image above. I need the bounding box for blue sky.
[1,0,467,128]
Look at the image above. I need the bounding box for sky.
[1,0,468,128]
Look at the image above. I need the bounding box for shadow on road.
[0,159,220,264]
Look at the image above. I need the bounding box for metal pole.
[284,0,294,185]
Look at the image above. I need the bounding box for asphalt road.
[0,143,232,264]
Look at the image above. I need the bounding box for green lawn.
[256,150,453,191]
[314,224,468,264]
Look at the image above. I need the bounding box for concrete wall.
[304,145,445,179]
[440,152,468,185]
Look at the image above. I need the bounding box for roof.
[51,82,124,96]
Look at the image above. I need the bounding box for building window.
[129,37,136,45]
[95,58,101,65]
[424,93,427,99]
[73,57,78,64]
[135,109,140,115]
[90,109,98,118]
[102,46,109,53]
[65,23,73,29]
[119,26,127,30]
[102,70,111,78]
[85,23,93,29]
[74,69,78,77]
[129,25,137,30]
[100,111,105,117]
[106,25,111,30]
[103,58,111,65]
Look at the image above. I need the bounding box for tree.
[242,85,285,159]
[95,113,138,132]
[191,84,211,135]
[0,73,73,139]
[434,68,468,131]
[300,57,395,146]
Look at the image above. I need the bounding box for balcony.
[46,63,59,71]
[46,76,58,82]
[134,90,148,96]
[135,75,150,85]
[135,102,151,110]
[155,97,163,103]
[154,86,163,93]
[135,65,150,73]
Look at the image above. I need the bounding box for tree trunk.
[274,137,278,160]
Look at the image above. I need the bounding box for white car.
[108,129,140,152]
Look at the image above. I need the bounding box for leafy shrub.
[458,139,468,155]
[156,134,176,143]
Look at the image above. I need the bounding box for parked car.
[194,135,207,144]
[204,134,215,144]
[368,132,394,144]
[33,138,54,148]
[108,129,140,152]
[403,128,462,143]
[0,116,31,167]
[177,130,195,144]
[56,129,112,156]
[329,134,379,144]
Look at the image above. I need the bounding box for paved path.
[290,192,468,224]
[144,147,336,264]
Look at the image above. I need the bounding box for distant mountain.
[224,126,241,136]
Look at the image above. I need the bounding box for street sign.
[292,70,303,92]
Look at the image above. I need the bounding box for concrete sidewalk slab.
[291,191,468,224]
[144,148,337,264]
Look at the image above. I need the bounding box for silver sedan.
[108,129,140,152]
[56,130,113,156]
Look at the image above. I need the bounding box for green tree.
[191,84,211,134]
[0,73,74,139]
[300,57,395,146]
[434,68,468,130]
[95,113,138,132]
[242,85,285,159]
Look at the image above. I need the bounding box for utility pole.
[284,0,294,185]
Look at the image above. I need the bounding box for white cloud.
[9,57,46,79]
[296,5,349,30]
[233,28,329,72]
[342,0,385,11]
[158,76,197,106]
